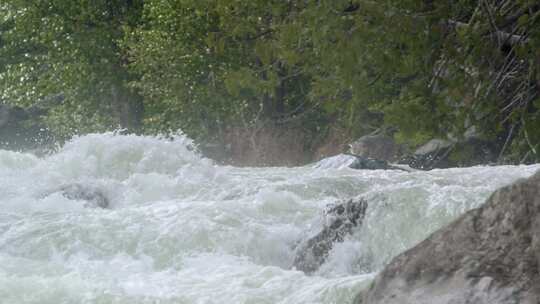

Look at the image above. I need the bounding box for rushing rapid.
[0,133,538,304]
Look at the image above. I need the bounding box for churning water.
[0,133,538,304]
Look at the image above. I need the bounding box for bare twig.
[497,122,516,163]
[481,0,503,47]
[446,19,527,45]
[428,57,448,89]
[521,116,538,156]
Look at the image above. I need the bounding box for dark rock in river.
[293,198,368,274]
[349,134,401,162]
[346,154,410,171]
[355,170,540,304]
[348,154,390,170]
[60,184,109,209]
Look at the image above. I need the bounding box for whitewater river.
[0,133,538,304]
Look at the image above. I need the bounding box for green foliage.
[0,0,143,138]
[1,0,539,162]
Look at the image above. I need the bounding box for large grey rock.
[414,138,454,156]
[349,135,400,162]
[401,138,455,170]
[293,198,368,274]
[355,171,540,304]
[403,137,496,170]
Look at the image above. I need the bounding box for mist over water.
[0,133,538,304]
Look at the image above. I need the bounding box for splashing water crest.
[0,133,538,304]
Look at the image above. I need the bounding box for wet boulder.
[355,170,540,304]
[401,138,454,170]
[59,184,109,209]
[293,198,368,274]
[349,134,401,162]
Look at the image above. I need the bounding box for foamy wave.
[1,133,539,303]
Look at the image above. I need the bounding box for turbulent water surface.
[0,133,538,304]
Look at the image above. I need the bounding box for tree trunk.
[274,62,286,116]
[110,84,144,131]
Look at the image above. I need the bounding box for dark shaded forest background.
[1,0,539,165]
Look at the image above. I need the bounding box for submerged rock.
[311,154,380,170]
[59,184,109,209]
[348,154,412,172]
[293,198,368,274]
[355,171,540,304]
[348,154,390,170]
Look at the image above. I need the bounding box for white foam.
[0,133,539,303]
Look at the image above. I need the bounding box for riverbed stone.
[355,170,540,304]
[60,184,109,209]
